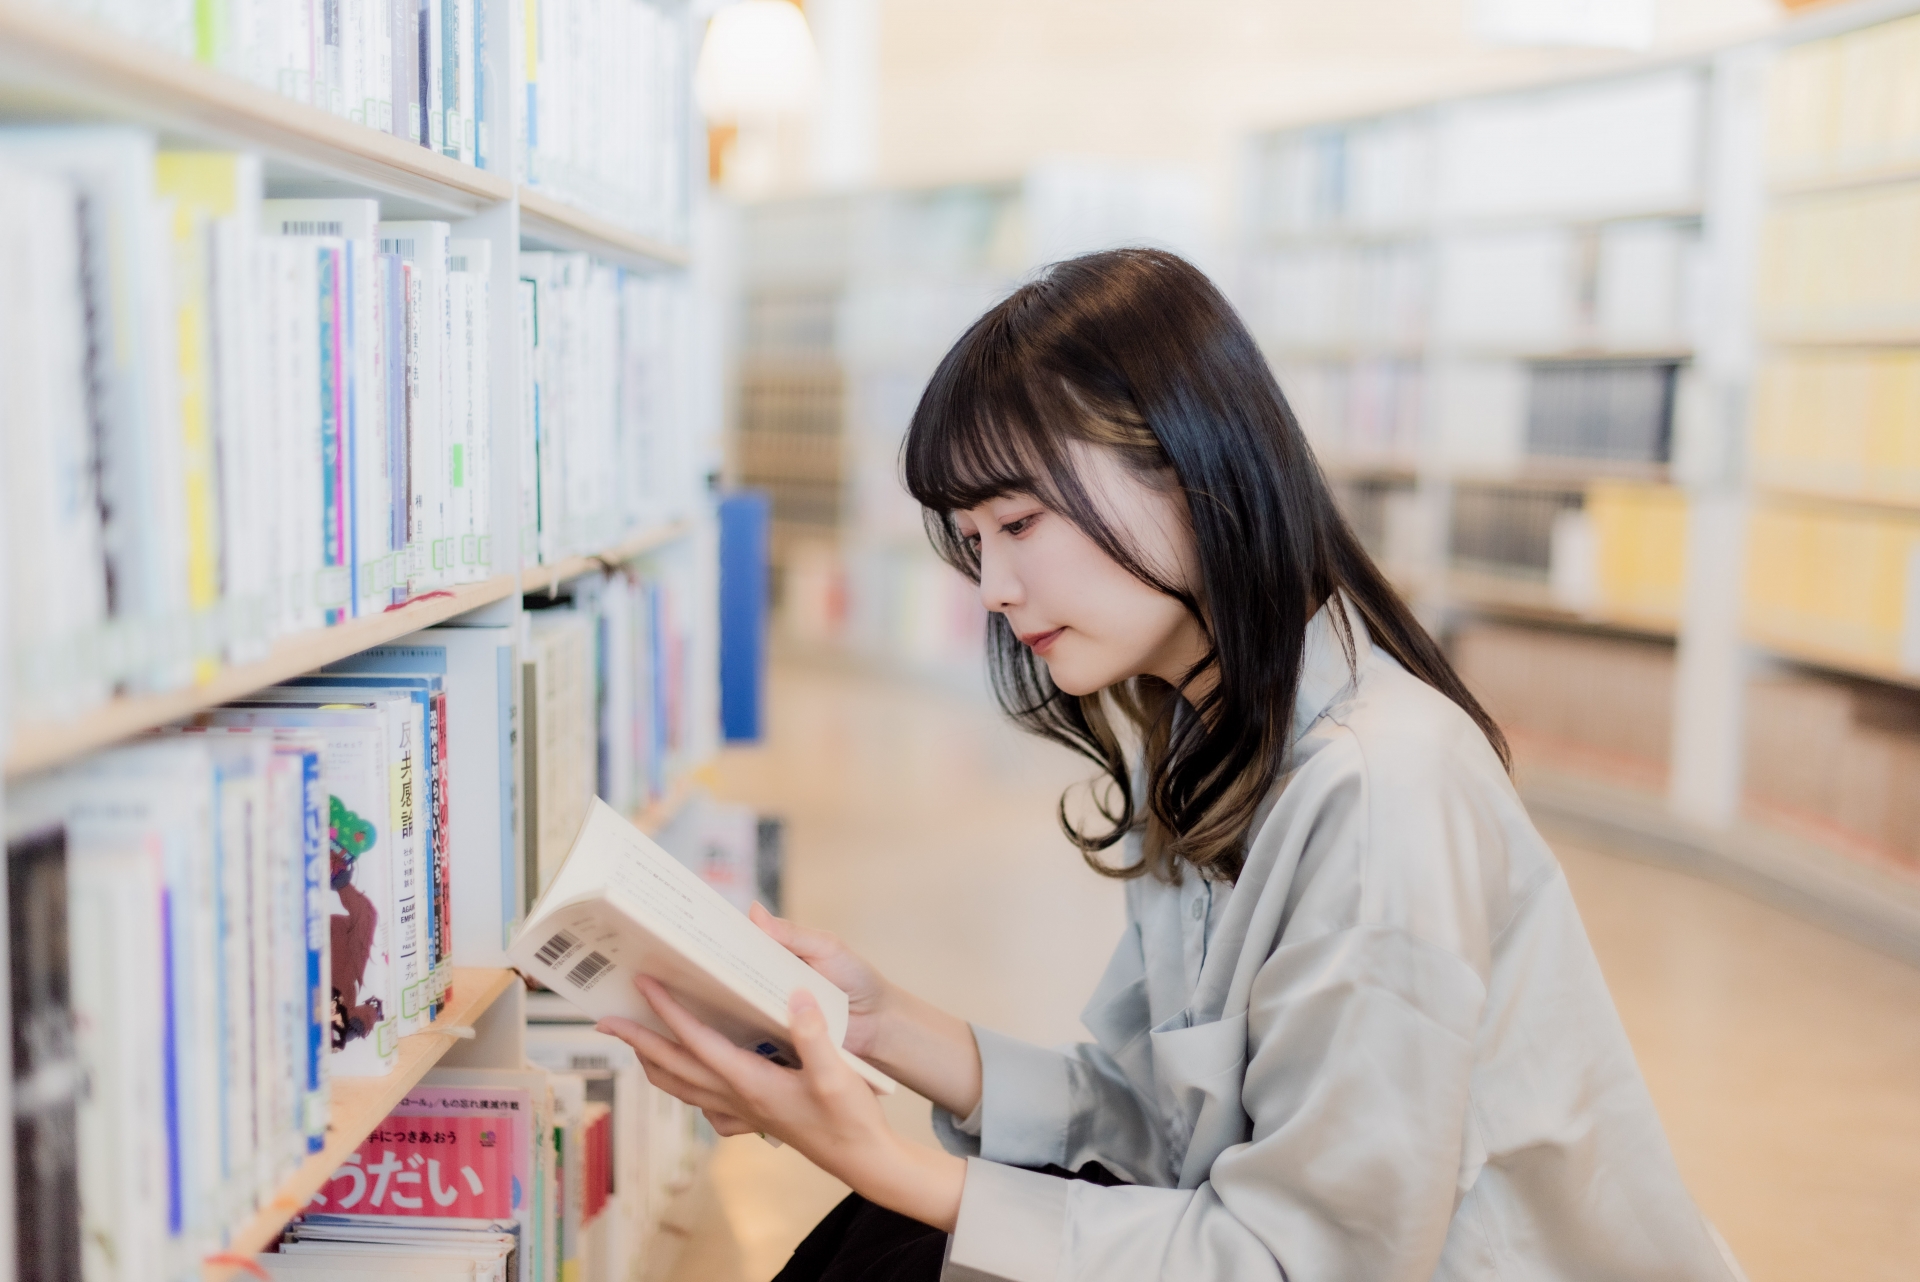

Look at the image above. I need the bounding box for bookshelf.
[0,2,721,1278]
[1241,1,1920,961]
[203,967,520,1282]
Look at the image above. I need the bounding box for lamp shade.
[695,0,821,120]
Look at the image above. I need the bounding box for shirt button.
[1191,899,1205,921]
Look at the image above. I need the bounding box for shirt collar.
[1291,595,1366,745]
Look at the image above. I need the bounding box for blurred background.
[3,0,1919,1280]
[698,1,1920,1278]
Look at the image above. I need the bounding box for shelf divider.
[203,967,521,1282]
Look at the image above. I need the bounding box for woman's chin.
[1039,655,1115,698]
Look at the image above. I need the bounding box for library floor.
[658,658,1920,1282]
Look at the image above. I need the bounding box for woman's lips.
[1019,627,1064,655]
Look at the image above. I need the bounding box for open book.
[508,798,896,1095]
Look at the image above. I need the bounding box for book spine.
[432,686,452,1008]
[317,245,348,624]
[294,749,322,1150]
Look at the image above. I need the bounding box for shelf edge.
[203,967,521,1281]
[520,519,698,596]
[518,186,691,269]
[4,576,518,778]
[0,5,513,211]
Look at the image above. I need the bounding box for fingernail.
[791,989,818,1013]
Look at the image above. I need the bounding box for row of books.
[1767,10,1920,184]
[1759,181,1920,338]
[1,546,710,1280]
[41,0,499,164]
[1248,68,1702,235]
[1273,358,1424,465]
[522,560,706,906]
[32,0,696,240]
[1524,358,1678,467]
[1745,498,1920,677]
[1246,219,1700,356]
[1746,669,1920,871]
[0,127,699,733]
[0,130,495,722]
[1450,620,1677,789]
[519,252,697,565]
[1450,482,1585,580]
[1751,350,1920,506]
[521,0,692,243]
[278,1038,702,1282]
[1549,482,1689,625]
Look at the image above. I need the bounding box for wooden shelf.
[0,5,511,215]
[519,186,690,270]
[1446,570,1680,639]
[1753,482,1920,516]
[4,575,518,779]
[1763,327,1920,348]
[5,521,698,777]
[1747,630,1920,693]
[522,519,697,597]
[1770,157,1920,200]
[204,967,520,1281]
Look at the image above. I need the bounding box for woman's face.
[953,444,1207,698]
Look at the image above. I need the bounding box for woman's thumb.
[788,989,835,1058]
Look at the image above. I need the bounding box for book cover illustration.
[329,794,385,1051]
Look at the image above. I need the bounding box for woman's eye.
[1000,514,1038,537]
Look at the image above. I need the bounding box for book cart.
[0,3,721,1279]
[1238,0,1920,968]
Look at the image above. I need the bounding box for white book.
[0,129,189,694]
[450,238,491,580]
[507,798,897,1096]
[378,220,454,590]
[0,161,109,723]
[265,200,395,616]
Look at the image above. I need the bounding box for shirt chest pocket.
[1148,1008,1251,1188]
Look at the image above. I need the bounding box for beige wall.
[859,0,1779,223]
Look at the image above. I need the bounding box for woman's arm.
[747,904,983,1118]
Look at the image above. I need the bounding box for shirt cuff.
[930,1100,981,1157]
[940,1158,1070,1282]
[971,1025,1074,1170]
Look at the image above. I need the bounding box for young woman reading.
[597,249,1745,1281]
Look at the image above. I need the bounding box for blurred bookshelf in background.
[731,162,1207,684]
[1243,0,1920,906]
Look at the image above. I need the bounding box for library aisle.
[673,658,1920,1282]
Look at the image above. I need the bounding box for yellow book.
[1589,482,1687,625]
[154,152,262,677]
[1747,499,1920,673]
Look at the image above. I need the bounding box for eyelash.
[961,513,1038,547]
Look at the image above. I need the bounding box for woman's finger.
[637,978,783,1092]
[596,1015,733,1096]
[788,989,856,1095]
[703,1110,755,1137]
[750,903,841,961]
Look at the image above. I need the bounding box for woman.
[599,249,1744,1281]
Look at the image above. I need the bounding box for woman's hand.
[597,977,966,1232]
[745,905,984,1119]
[747,904,889,1059]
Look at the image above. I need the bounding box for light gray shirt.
[933,602,1745,1282]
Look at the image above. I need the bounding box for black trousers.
[772,1162,1127,1282]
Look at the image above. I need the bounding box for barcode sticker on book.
[379,237,417,258]
[535,929,581,968]
[567,951,613,990]
[281,220,344,237]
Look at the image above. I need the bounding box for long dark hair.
[903,248,1508,882]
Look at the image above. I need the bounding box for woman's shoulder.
[1249,645,1558,969]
